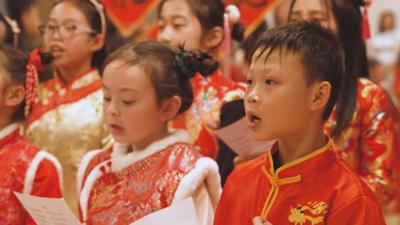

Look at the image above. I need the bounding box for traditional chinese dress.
[325,78,399,206]
[214,140,386,225]
[24,69,110,213]
[0,123,62,225]
[78,131,221,225]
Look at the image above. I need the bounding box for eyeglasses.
[38,23,98,39]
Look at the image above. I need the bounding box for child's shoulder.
[3,134,41,158]
[328,157,379,204]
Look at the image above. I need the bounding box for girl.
[288,0,399,208]
[0,44,62,224]
[24,0,110,213]
[77,41,221,225]
[157,0,246,158]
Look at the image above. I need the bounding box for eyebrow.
[119,87,139,93]
[47,18,83,24]
[102,84,139,93]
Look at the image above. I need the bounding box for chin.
[111,135,129,144]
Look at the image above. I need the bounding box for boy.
[213,21,386,225]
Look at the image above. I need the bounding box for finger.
[252,216,263,225]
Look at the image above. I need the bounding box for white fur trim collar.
[23,151,63,194]
[172,158,222,209]
[110,130,189,172]
[76,149,102,194]
[0,123,20,141]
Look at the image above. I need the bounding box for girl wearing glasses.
[24,0,110,214]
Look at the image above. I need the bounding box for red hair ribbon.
[362,0,372,41]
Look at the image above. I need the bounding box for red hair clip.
[362,0,372,41]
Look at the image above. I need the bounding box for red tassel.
[24,64,39,118]
[362,0,372,41]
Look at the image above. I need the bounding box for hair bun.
[175,48,219,79]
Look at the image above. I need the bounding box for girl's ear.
[159,95,182,122]
[89,34,105,52]
[4,85,25,107]
[203,26,224,51]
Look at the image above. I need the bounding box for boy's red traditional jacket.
[325,78,399,205]
[0,123,62,225]
[24,69,111,213]
[171,70,245,158]
[214,140,386,225]
[77,131,221,225]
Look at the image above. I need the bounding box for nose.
[246,89,260,104]
[105,99,120,117]
[157,26,172,45]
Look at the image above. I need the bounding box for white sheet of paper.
[215,117,274,156]
[14,192,81,225]
[130,198,199,225]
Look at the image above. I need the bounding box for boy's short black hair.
[252,21,345,120]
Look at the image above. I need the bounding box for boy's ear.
[4,85,25,107]
[160,95,182,122]
[203,26,224,51]
[309,81,331,111]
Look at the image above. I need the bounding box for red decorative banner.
[225,0,281,37]
[102,0,160,37]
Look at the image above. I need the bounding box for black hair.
[243,21,268,64]
[289,0,369,138]
[158,0,244,44]
[50,0,107,69]
[0,44,28,121]
[6,0,36,27]
[252,21,345,120]
[102,41,218,115]
[0,14,16,46]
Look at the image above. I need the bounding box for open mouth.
[109,124,124,132]
[49,45,64,57]
[248,115,261,124]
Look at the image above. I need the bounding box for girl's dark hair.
[6,0,35,26]
[158,0,244,43]
[51,0,107,69]
[289,0,369,139]
[0,44,28,121]
[0,14,15,46]
[252,21,345,121]
[102,41,218,115]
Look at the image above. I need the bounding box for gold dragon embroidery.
[288,201,328,225]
